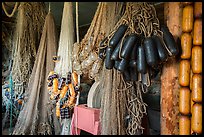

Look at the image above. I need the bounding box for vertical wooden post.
[160,2,182,135]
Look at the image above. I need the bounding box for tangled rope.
[103,2,162,51]
[125,81,148,135]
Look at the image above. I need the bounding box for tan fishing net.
[72,2,124,81]
[72,2,126,134]
[11,2,160,135]
[11,2,46,100]
[12,12,61,135]
[100,2,162,135]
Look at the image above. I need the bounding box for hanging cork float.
[179,2,202,135]
[178,2,194,135]
[190,2,202,135]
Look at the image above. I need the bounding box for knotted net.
[100,2,162,135]
[12,12,61,135]
[52,2,75,135]
[72,2,124,81]
[11,2,46,102]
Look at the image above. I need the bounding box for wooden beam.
[160,2,182,135]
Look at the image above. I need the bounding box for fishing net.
[52,2,75,135]
[12,11,61,135]
[11,2,46,101]
[2,22,14,83]
[105,2,162,39]
[100,2,163,135]
[71,2,125,134]
[54,2,74,76]
[72,2,124,81]
[2,22,14,52]
[2,5,18,133]
[83,2,128,135]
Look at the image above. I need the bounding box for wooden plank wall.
[160,2,182,135]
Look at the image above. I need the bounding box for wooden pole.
[160,2,182,135]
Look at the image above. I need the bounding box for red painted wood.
[70,104,101,135]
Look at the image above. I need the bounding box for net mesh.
[72,2,124,81]
[54,2,74,76]
[53,2,75,135]
[99,2,161,135]
[12,12,61,135]
[11,2,46,102]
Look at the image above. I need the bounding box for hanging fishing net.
[11,2,46,103]
[2,19,14,107]
[12,11,61,135]
[2,4,19,133]
[72,2,124,82]
[2,2,46,134]
[54,2,74,76]
[99,2,165,135]
[45,2,76,135]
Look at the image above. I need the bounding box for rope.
[74,1,80,109]
[116,74,133,91]
[74,105,79,135]
[48,2,51,13]
[125,81,147,135]
[2,2,19,18]
[104,2,161,59]
[76,2,79,43]
[73,0,80,126]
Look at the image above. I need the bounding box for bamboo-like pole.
[160,2,182,135]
